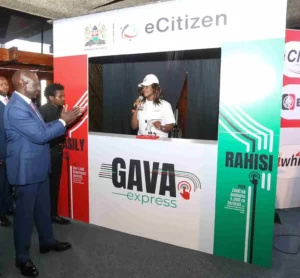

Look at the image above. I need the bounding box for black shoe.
[40,240,72,254]
[0,215,11,227]
[15,260,39,277]
[52,215,70,225]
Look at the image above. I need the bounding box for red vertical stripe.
[54,55,89,223]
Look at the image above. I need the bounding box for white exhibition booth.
[53,0,288,268]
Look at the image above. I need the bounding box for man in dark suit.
[4,69,82,277]
[0,76,14,227]
[39,83,70,225]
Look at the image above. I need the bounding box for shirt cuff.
[59,119,66,126]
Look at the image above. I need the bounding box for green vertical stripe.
[214,38,284,268]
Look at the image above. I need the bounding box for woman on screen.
[131,74,175,138]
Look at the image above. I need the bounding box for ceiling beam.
[0,0,299,28]
[0,47,53,67]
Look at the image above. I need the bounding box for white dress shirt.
[0,95,9,106]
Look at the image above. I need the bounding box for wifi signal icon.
[249,172,260,186]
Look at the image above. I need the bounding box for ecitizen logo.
[119,13,227,41]
[144,14,227,34]
[282,94,296,110]
[121,24,138,40]
[284,41,300,78]
[98,158,201,209]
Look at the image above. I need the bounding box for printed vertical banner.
[281,29,300,128]
[214,39,285,267]
[277,29,300,209]
[54,55,89,223]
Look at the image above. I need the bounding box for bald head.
[12,69,40,99]
[0,76,9,97]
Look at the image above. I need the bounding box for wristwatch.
[161,125,166,131]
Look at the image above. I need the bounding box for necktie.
[30,102,42,121]
[3,98,8,105]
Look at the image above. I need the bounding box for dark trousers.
[50,146,63,217]
[0,167,13,216]
[14,178,55,262]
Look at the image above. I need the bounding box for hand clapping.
[60,105,84,126]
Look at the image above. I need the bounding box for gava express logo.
[98,158,201,208]
[121,24,138,40]
[84,23,107,49]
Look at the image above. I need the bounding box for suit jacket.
[4,92,66,185]
[0,102,6,161]
[39,102,66,148]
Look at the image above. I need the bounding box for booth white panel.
[88,134,218,253]
[53,0,287,58]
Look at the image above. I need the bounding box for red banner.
[54,55,89,223]
[281,29,300,128]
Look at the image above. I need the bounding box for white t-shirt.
[137,99,175,138]
[0,95,8,106]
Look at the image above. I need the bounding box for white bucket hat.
[138,74,159,87]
